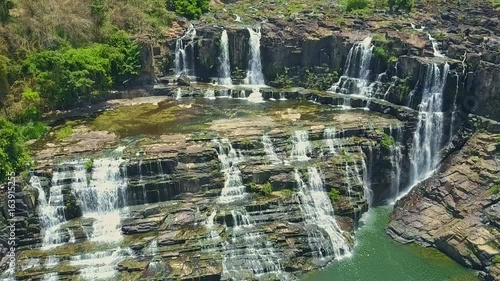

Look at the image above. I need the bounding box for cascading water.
[427,33,444,58]
[289,130,312,162]
[218,30,233,86]
[32,162,87,248]
[176,88,182,100]
[221,208,284,280]
[214,139,247,203]
[330,36,374,97]
[262,134,281,164]
[294,168,351,259]
[77,158,128,243]
[324,128,339,155]
[400,62,449,200]
[174,23,196,76]
[245,27,265,103]
[389,125,403,199]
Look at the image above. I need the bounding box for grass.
[488,184,500,195]
[380,133,395,151]
[55,125,74,140]
[329,188,341,202]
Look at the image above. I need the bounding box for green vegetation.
[281,189,294,198]
[374,46,390,62]
[489,184,500,195]
[272,67,295,88]
[249,182,273,196]
[25,32,140,109]
[380,133,395,152]
[346,0,370,12]
[341,149,353,162]
[302,70,338,91]
[84,159,94,172]
[329,188,341,202]
[167,0,209,19]
[492,255,500,264]
[388,0,414,12]
[0,0,14,24]
[55,125,74,140]
[432,31,446,41]
[0,118,31,182]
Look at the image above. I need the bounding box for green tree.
[0,118,30,182]
[346,0,370,12]
[0,55,8,109]
[167,0,209,20]
[0,0,14,24]
[15,88,42,123]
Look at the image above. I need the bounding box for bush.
[374,46,390,62]
[302,70,338,91]
[261,182,273,196]
[19,122,48,140]
[346,0,371,12]
[493,255,500,264]
[388,0,414,12]
[281,189,294,198]
[84,159,94,172]
[489,184,500,195]
[380,133,395,152]
[24,35,140,109]
[167,0,209,20]
[271,68,295,88]
[56,125,73,140]
[329,188,340,202]
[14,88,42,123]
[0,118,31,182]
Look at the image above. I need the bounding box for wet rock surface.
[387,132,500,280]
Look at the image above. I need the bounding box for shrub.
[167,0,209,20]
[281,189,294,198]
[19,122,48,140]
[56,125,73,140]
[0,0,14,24]
[84,159,94,172]
[302,70,338,91]
[24,35,140,109]
[489,184,500,195]
[388,0,414,12]
[380,133,395,152]
[374,46,390,62]
[346,0,371,12]
[261,182,273,196]
[0,118,31,182]
[14,88,43,123]
[272,68,295,88]
[493,255,500,264]
[329,188,340,202]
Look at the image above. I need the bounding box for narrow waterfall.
[289,130,312,162]
[244,27,265,103]
[330,36,374,96]
[324,128,338,155]
[262,134,281,164]
[244,27,265,86]
[402,62,449,199]
[294,168,350,259]
[214,139,247,203]
[176,88,182,100]
[427,33,444,58]
[74,158,127,243]
[174,23,196,76]
[389,125,403,199]
[218,30,233,86]
[204,89,216,99]
[221,209,284,280]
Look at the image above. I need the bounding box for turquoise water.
[303,206,479,281]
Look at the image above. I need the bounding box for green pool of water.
[303,206,479,281]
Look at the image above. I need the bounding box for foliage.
[374,46,390,62]
[388,0,414,12]
[24,36,140,109]
[14,88,43,123]
[281,189,294,198]
[432,31,446,41]
[302,70,338,91]
[329,188,341,202]
[0,55,8,105]
[341,149,353,162]
[261,182,273,196]
[90,0,107,29]
[380,133,395,151]
[373,0,388,9]
[167,0,210,20]
[346,0,371,12]
[0,0,14,24]
[55,125,73,140]
[489,184,500,195]
[272,67,295,88]
[84,159,94,172]
[0,118,31,182]
[19,122,48,140]
[493,255,500,264]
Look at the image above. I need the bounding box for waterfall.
[221,209,284,280]
[69,248,133,280]
[244,27,265,86]
[324,128,338,155]
[218,30,233,86]
[31,162,87,248]
[74,158,127,243]
[174,23,196,76]
[294,168,350,259]
[389,125,403,199]
[214,139,247,204]
[427,33,444,58]
[400,62,449,200]
[262,134,281,164]
[204,89,215,99]
[330,36,374,96]
[176,88,182,100]
[289,130,312,162]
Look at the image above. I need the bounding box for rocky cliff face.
[387,132,500,280]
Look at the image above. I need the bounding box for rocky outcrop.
[387,132,500,280]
